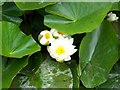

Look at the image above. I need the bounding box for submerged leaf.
[39,56,73,88]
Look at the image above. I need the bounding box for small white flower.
[50,28,64,38]
[47,37,77,62]
[50,28,60,38]
[38,30,54,45]
[107,12,119,22]
[50,28,72,39]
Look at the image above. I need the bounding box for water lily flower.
[50,28,63,38]
[47,37,77,62]
[50,28,60,38]
[107,12,119,22]
[50,28,71,39]
[38,30,54,45]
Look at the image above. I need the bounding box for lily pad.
[79,20,118,88]
[44,2,112,34]
[1,2,23,25]
[0,21,41,58]
[14,0,58,10]
[2,57,28,88]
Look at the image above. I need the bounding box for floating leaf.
[0,21,41,58]
[14,0,58,10]
[2,57,28,88]
[1,2,23,25]
[44,2,112,34]
[79,20,118,88]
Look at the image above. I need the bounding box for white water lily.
[50,28,71,39]
[50,28,60,38]
[50,28,63,38]
[47,37,77,62]
[107,12,119,22]
[38,30,54,45]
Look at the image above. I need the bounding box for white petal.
[107,12,112,16]
[51,29,59,36]
[47,46,56,58]
[47,46,58,59]
[64,56,71,61]
[40,37,48,45]
[47,35,77,63]
[70,38,74,44]
[107,12,119,21]
[50,28,56,33]
[115,17,119,20]
[66,45,75,53]
[70,49,77,55]
[40,30,48,35]
[53,32,60,37]
[49,37,55,43]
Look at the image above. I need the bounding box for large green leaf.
[14,0,58,10]
[79,20,118,88]
[0,21,41,58]
[2,57,28,88]
[44,2,112,34]
[1,2,23,25]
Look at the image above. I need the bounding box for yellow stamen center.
[45,32,50,39]
[56,46,65,55]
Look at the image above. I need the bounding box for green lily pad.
[1,2,23,25]
[0,21,41,58]
[44,2,112,34]
[14,0,58,10]
[2,57,28,88]
[79,20,118,88]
